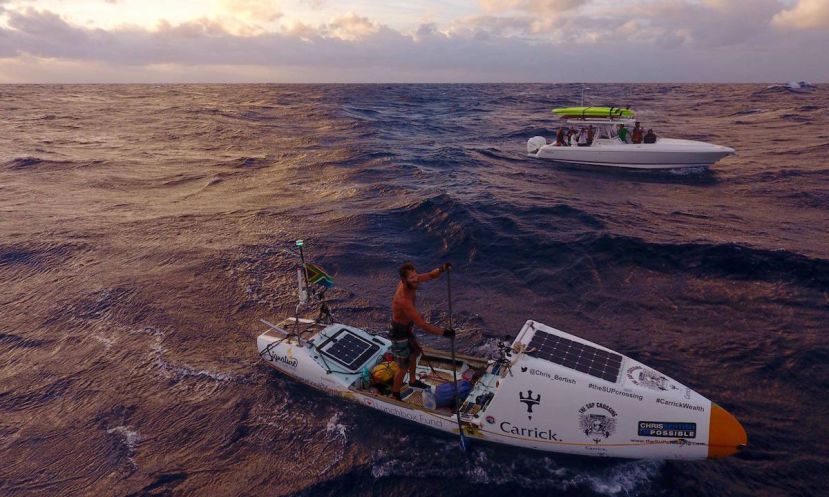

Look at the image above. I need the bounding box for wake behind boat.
[256,243,747,460]
[528,107,735,169]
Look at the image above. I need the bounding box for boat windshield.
[561,118,634,141]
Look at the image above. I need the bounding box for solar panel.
[527,330,622,383]
[318,328,380,371]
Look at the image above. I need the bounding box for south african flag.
[304,262,334,288]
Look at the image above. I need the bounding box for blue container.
[434,380,472,408]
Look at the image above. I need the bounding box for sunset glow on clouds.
[0,0,827,82]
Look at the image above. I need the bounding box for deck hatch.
[527,330,622,383]
[317,328,380,371]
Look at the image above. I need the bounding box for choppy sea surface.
[1,84,827,497]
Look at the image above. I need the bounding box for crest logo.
[626,365,675,391]
[578,403,618,444]
[519,390,541,419]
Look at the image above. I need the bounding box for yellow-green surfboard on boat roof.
[553,107,635,119]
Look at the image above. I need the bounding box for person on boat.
[555,127,567,146]
[577,128,589,147]
[644,129,657,144]
[617,124,630,143]
[390,261,455,401]
[631,122,643,144]
[586,125,595,146]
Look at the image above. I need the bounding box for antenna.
[296,239,311,303]
[291,239,334,328]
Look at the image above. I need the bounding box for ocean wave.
[0,241,85,274]
[412,147,472,169]
[1,83,827,497]
[360,196,829,289]
[152,341,237,384]
[728,108,768,116]
[0,377,74,412]
[582,235,829,290]
[224,156,272,169]
[3,156,57,170]
[3,156,101,171]
[360,444,661,496]
[341,104,384,121]
[0,333,49,349]
[47,287,137,324]
[784,142,829,156]
[471,147,527,162]
[781,113,812,123]
[781,190,829,209]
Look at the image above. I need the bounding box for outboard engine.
[527,136,547,154]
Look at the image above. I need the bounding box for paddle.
[446,265,467,452]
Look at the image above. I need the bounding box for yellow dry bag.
[371,361,400,384]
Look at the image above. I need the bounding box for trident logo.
[519,390,541,419]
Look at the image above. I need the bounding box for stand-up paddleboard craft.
[527,106,735,169]
[257,242,747,460]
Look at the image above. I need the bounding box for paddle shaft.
[447,268,467,451]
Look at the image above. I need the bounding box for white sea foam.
[582,460,663,495]
[669,165,707,175]
[107,425,141,469]
[149,332,234,383]
[370,444,660,494]
[107,425,141,451]
[325,413,348,440]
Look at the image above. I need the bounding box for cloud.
[1,3,828,82]
[283,20,317,40]
[478,0,584,15]
[450,0,788,48]
[474,0,585,30]
[325,12,378,40]
[773,0,829,29]
[218,0,283,23]
[206,0,284,36]
[534,0,786,48]
[446,15,535,39]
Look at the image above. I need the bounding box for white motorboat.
[785,81,816,93]
[764,81,816,94]
[257,249,747,460]
[527,107,735,169]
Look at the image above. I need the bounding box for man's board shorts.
[390,339,412,368]
[389,321,418,368]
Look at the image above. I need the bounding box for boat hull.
[533,138,735,169]
[257,319,746,460]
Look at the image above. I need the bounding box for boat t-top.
[256,242,748,460]
[527,107,735,169]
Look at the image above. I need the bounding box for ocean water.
[0,83,827,497]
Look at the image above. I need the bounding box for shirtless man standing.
[389,261,455,400]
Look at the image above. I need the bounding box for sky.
[0,0,827,83]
